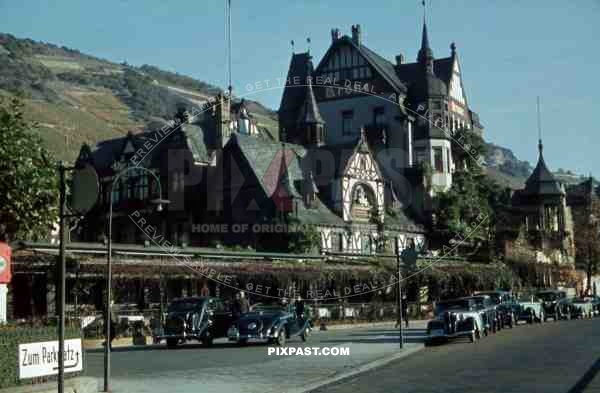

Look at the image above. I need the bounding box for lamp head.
[150,198,170,212]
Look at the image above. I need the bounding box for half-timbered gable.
[340,132,385,223]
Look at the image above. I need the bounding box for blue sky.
[1,0,599,176]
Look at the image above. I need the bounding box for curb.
[322,320,428,331]
[289,344,425,393]
[0,377,96,393]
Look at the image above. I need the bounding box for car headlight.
[248,322,257,330]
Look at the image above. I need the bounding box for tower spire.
[421,0,429,50]
[537,96,543,154]
[417,0,435,74]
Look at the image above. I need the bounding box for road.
[312,318,600,393]
[83,322,426,393]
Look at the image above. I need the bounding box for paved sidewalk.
[88,323,427,393]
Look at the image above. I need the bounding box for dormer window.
[342,110,354,136]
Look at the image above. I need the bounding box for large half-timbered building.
[73,20,492,255]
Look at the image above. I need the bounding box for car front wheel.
[276,328,286,346]
[201,336,213,347]
[300,327,310,342]
[166,338,178,349]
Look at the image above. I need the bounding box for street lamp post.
[103,167,169,393]
[395,237,404,349]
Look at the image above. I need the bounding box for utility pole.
[56,161,99,393]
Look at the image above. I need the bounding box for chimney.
[331,28,341,43]
[395,54,404,65]
[351,24,361,45]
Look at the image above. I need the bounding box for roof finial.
[307,37,311,54]
[537,96,543,154]
[226,0,233,98]
[291,39,295,54]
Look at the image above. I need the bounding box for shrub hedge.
[0,324,81,389]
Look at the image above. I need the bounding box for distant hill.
[483,142,591,190]
[0,33,277,162]
[0,33,590,188]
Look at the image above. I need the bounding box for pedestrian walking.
[200,283,210,297]
[295,295,305,320]
[103,300,117,350]
[239,291,250,314]
[231,292,243,319]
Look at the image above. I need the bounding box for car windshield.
[249,304,285,313]
[167,299,206,312]
[475,293,502,304]
[436,300,472,314]
[537,292,558,302]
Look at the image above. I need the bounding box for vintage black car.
[464,295,500,334]
[426,298,485,344]
[158,296,234,348]
[474,290,518,328]
[227,303,311,346]
[537,290,574,321]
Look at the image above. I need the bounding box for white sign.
[18,339,83,379]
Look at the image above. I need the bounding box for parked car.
[228,303,311,346]
[516,293,545,324]
[537,290,573,321]
[571,297,595,319]
[474,290,517,328]
[426,298,485,345]
[158,296,234,348]
[464,295,500,333]
[587,296,600,316]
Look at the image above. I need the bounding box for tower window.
[433,147,444,173]
[374,107,385,126]
[342,110,354,136]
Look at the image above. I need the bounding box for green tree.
[575,201,600,294]
[435,128,509,257]
[0,96,58,241]
[286,217,321,254]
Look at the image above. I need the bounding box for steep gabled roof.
[315,36,408,95]
[85,123,212,173]
[279,52,311,121]
[396,56,453,87]
[227,133,344,226]
[296,58,324,125]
